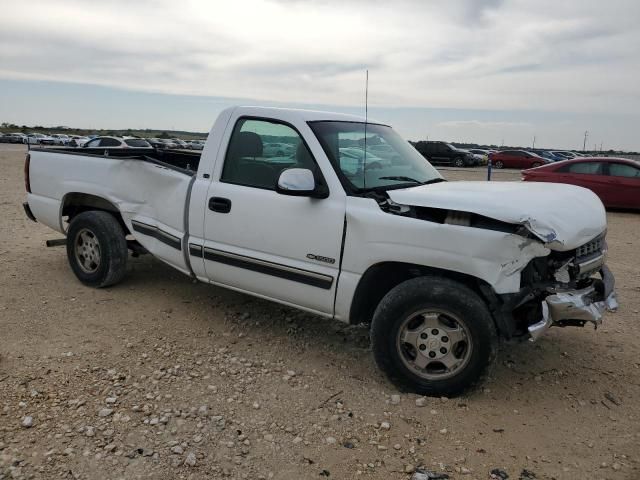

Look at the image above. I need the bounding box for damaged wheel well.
[349,261,505,332]
[61,193,129,234]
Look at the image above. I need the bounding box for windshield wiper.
[378,176,423,184]
[423,178,446,185]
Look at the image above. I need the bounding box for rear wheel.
[370,276,497,396]
[66,211,128,288]
[494,160,504,169]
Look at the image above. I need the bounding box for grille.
[576,235,604,259]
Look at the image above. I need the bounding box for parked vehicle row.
[0,132,206,150]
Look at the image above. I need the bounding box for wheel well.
[61,193,129,234]
[349,262,497,326]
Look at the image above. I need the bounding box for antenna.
[363,69,369,190]
[365,69,369,123]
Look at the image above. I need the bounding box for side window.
[558,162,603,174]
[608,163,640,178]
[221,118,315,190]
[99,138,121,147]
[86,139,100,148]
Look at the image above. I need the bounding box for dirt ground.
[1,143,638,480]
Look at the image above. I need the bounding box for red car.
[522,157,640,210]
[489,150,548,169]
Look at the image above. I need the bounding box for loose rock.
[184,452,197,467]
[490,468,509,479]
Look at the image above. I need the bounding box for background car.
[83,136,152,149]
[338,148,388,175]
[50,134,70,145]
[522,157,639,210]
[0,133,26,143]
[366,143,400,161]
[413,141,477,167]
[530,149,564,162]
[489,150,548,169]
[68,136,90,147]
[148,138,181,149]
[24,133,55,145]
[459,149,487,165]
[186,140,205,150]
[549,150,579,160]
[467,149,493,165]
[263,142,295,157]
[169,138,189,149]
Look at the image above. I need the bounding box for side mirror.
[276,168,328,199]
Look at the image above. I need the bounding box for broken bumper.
[528,265,618,341]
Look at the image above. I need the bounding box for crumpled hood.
[388,181,606,251]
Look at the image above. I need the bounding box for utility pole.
[583,130,589,151]
[599,142,603,152]
[532,135,536,149]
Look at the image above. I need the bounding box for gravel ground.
[1,143,638,480]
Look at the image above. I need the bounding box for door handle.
[208,197,232,213]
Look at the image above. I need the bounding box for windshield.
[309,121,442,191]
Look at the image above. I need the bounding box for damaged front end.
[524,234,618,341]
[379,180,618,341]
[379,195,618,342]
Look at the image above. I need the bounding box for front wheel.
[494,160,504,169]
[370,276,497,397]
[66,211,128,288]
[453,157,465,168]
[531,162,542,168]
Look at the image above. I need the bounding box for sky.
[0,0,638,150]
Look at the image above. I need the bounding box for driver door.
[199,117,346,316]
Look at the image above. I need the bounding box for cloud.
[0,0,638,119]
[437,120,532,129]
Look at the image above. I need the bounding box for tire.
[453,157,465,168]
[494,160,504,169]
[66,211,128,288]
[370,276,497,397]
[531,162,542,168]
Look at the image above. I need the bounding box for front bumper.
[528,265,618,341]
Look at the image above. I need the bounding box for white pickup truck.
[23,106,617,396]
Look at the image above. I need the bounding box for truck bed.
[35,146,201,175]
[27,146,201,275]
